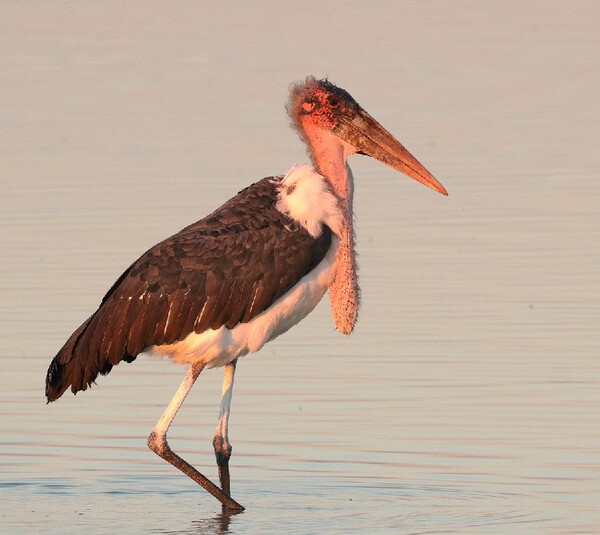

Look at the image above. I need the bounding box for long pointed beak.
[336,109,448,196]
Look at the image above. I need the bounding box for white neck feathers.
[275,164,343,238]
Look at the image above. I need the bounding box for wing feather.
[45,176,332,401]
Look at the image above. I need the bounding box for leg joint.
[213,434,232,467]
[148,431,170,457]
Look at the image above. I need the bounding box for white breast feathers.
[275,164,343,238]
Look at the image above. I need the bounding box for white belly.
[147,238,339,368]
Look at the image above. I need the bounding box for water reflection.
[157,509,242,535]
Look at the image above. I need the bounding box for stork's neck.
[300,123,355,215]
[298,121,359,335]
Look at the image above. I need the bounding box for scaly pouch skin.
[328,163,359,335]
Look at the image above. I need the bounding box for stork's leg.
[213,358,237,497]
[147,361,244,511]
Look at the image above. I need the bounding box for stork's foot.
[148,431,244,511]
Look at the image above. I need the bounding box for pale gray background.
[1,2,599,533]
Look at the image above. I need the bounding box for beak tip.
[427,177,448,196]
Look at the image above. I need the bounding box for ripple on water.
[1,475,559,534]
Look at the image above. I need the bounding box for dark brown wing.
[46,176,332,402]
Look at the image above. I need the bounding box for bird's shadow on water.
[155,508,243,535]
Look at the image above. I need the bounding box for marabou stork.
[46,76,447,511]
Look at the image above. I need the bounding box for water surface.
[1,2,599,533]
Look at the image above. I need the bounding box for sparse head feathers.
[276,164,343,238]
[286,77,359,135]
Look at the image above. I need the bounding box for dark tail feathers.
[45,315,109,402]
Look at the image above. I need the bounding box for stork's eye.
[301,100,316,113]
[327,95,340,108]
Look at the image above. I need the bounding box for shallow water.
[2,2,600,534]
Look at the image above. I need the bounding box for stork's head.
[288,77,447,196]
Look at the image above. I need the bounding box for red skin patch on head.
[305,89,338,130]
